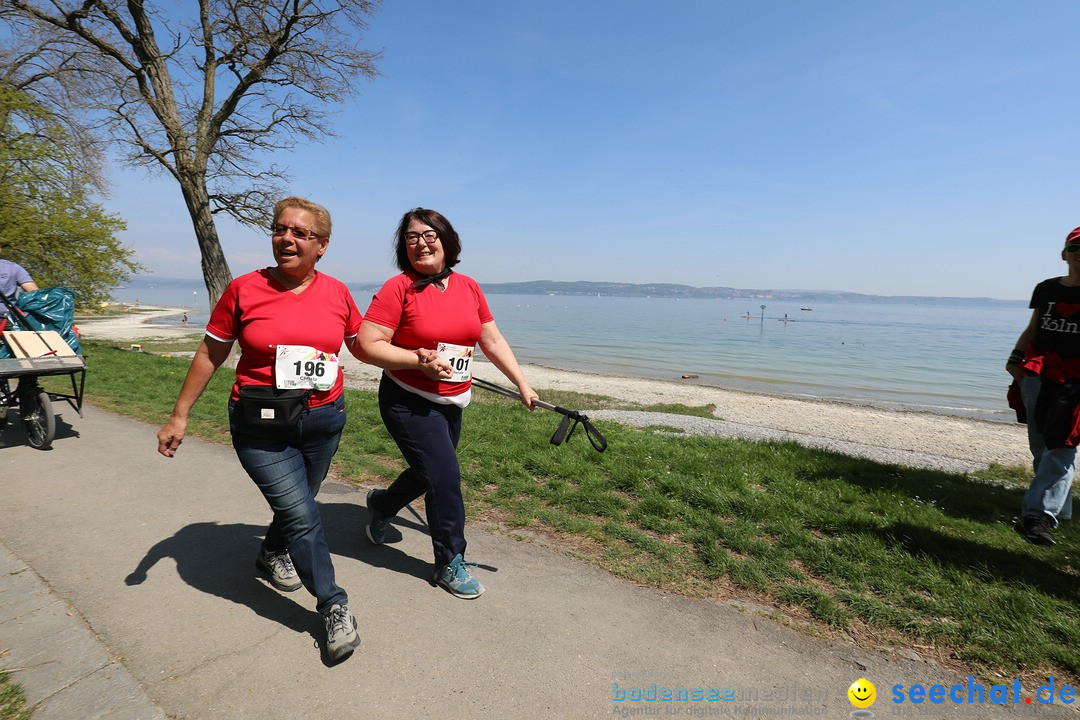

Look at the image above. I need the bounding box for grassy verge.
[0,671,31,720]
[64,340,1079,684]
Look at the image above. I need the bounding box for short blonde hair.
[273,196,332,238]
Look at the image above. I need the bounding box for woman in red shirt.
[359,208,538,599]
[156,197,363,662]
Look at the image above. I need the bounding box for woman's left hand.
[518,381,540,411]
[416,348,453,381]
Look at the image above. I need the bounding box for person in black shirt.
[1007,228,1080,545]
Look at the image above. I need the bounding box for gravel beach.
[75,307,1031,472]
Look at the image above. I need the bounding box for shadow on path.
[320,501,433,582]
[319,499,501,581]
[124,521,329,658]
[124,498,505,660]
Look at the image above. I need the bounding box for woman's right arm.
[157,337,234,457]
[357,321,451,380]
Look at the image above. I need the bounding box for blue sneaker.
[365,489,388,544]
[434,554,485,599]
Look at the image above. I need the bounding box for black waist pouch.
[237,385,311,430]
[1034,379,1080,449]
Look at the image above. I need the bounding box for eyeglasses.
[271,224,321,241]
[405,230,439,246]
[1066,244,1080,253]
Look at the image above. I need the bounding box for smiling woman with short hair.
[156,196,365,662]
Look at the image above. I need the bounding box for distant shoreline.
[113,276,1027,306]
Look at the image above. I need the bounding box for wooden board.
[2,330,77,358]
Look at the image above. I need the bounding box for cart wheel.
[21,388,55,450]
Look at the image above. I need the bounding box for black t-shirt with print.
[1031,277,1080,359]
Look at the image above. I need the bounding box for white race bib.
[437,342,474,383]
[275,345,339,391]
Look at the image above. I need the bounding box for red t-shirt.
[363,270,493,396]
[206,269,362,407]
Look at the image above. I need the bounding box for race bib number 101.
[275,345,339,391]
[437,342,474,383]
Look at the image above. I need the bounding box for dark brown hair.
[393,208,461,273]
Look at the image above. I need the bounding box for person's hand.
[157,416,187,458]
[518,381,540,411]
[1006,348,1026,384]
[415,348,453,381]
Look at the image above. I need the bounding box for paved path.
[0,403,1073,718]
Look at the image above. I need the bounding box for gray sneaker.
[256,548,302,592]
[323,604,361,662]
[365,489,389,544]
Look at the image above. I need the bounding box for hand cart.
[0,291,86,450]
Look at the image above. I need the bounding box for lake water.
[110,281,1029,423]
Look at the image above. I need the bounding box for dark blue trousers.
[373,374,466,567]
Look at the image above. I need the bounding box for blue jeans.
[230,394,348,613]
[1020,375,1075,525]
[373,375,466,567]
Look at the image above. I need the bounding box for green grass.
[0,671,31,720]
[69,340,1080,683]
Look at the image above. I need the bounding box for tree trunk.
[178,174,233,307]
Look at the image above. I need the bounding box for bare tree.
[1,0,382,304]
[0,36,109,195]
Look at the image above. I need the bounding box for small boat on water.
[800,307,813,311]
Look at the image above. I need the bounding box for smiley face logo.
[848,678,876,709]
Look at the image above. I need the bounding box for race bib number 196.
[275,345,339,391]
[437,342,474,383]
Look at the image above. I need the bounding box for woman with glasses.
[156,196,365,662]
[1007,227,1080,546]
[358,208,539,598]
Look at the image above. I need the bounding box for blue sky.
[106,1,1080,300]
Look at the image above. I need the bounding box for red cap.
[1067,227,1080,246]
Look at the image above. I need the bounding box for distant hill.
[120,275,1023,306]
[479,280,1023,306]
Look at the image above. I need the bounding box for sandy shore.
[74,308,1031,471]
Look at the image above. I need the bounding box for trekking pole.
[471,377,608,452]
